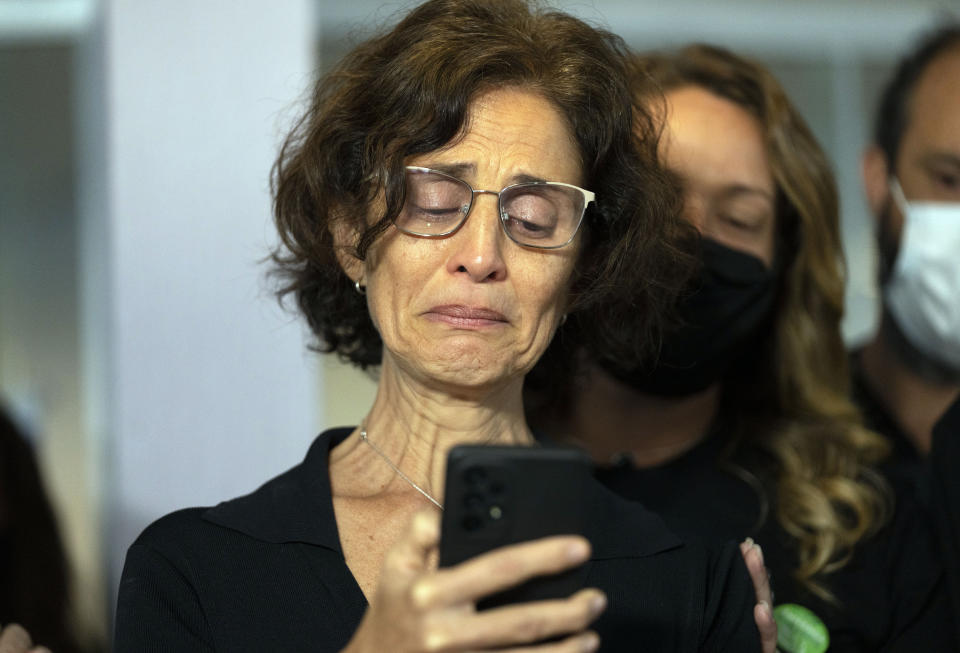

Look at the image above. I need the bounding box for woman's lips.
[424,305,509,328]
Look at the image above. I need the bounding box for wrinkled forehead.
[409,87,586,187]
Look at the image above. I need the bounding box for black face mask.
[599,238,777,396]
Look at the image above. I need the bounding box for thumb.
[383,509,441,580]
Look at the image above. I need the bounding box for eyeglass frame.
[394,166,595,250]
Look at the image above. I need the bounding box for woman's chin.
[394,348,526,394]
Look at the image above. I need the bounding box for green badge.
[774,603,830,653]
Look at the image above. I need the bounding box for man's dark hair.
[874,20,960,166]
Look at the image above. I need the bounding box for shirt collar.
[202,427,352,551]
[203,428,683,559]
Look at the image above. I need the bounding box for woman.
[527,44,956,651]
[114,4,761,652]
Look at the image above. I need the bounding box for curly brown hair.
[270,0,691,370]
[634,45,892,600]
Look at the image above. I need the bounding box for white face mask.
[884,178,960,372]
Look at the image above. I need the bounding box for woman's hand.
[344,510,605,652]
[740,538,777,653]
[0,624,51,653]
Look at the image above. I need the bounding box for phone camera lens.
[464,493,484,510]
[464,466,487,486]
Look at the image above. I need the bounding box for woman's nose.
[445,194,508,282]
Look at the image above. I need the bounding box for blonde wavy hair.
[632,44,891,600]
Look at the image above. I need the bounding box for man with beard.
[856,23,960,471]
[855,23,960,639]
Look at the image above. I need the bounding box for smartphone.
[439,444,592,610]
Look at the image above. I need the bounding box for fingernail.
[590,592,607,617]
[743,537,754,548]
[580,632,600,652]
[567,538,590,562]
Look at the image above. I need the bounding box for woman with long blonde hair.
[527,44,955,651]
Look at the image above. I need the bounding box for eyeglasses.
[394,166,595,249]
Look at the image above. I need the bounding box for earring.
[559,313,568,325]
[354,280,366,295]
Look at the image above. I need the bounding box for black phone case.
[439,444,591,610]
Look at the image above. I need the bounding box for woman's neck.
[558,362,720,468]
[333,354,535,505]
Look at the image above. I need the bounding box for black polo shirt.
[114,428,760,652]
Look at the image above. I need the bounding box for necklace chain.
[360,427,444,510]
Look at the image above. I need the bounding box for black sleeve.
[114,542,215,653]
[700,541,763,653]
[928,397,960,647]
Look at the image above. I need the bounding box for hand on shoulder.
[741,538,778,653]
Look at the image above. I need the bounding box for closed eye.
[718,213,764,232]
[417,206,463,216]
[504,214,555,238]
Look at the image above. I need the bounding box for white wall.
[0,41,103,642]
[90,0,320,598]
[2,2,322,638]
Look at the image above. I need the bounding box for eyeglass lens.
[396,168,586,248]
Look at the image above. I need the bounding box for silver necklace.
[360,427,444,510]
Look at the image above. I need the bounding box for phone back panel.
[439,444,591,609]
